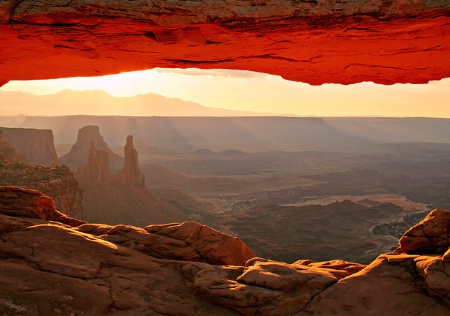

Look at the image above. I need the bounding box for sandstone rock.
[116,135,145,187]
[0,186,84,227]
[0,163,84,219]
[293,259,366,280]
[60,125,123,172]
[78,221,255,266]
[298,254,450,315]
[399,208,450,254]
[76,142,111,185]
[1,187,450,315]
[0,127,58,166]
[0,1,450,85]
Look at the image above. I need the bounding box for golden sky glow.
[2,68,450,117]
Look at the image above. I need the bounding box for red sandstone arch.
[1,0,450,86]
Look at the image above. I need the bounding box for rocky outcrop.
[77,221,255,266]
[0,186,84,226]
[1,188,450,315]
[116,135,145,187]
[399,208,450,254]
[0,163,83,219]
[76,142,111,185]
[0,1,450,86]
[0,127,58,166]
[60,125,123,172]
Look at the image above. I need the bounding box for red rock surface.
[399,208,450,254]
[0,163,84,219]
[1,186,450,315]
[0,1,449,85]
[0,186,84,226]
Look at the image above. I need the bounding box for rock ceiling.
[0,0,450,86]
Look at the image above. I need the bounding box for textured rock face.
[0,163,84,219]
[78,221,255,266]
[76,142,111,185]
[116,135,145,187]
[1,187,450,315]
[0,186,84,226]
[399,208,450,254]
[0,1,449,85]
[0,127,58,166]
[60,125,123,172]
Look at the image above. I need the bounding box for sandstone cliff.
[0,163,83,219]
[76,142,111,186]
[60,125,123,173]
[0,127,58,166]
[0,186,449,315]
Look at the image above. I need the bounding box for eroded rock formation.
[60,125,123,172]
[116,135,145,187]
[1,186,449,315]
[0,1,449,85]
[0,163,83,219]
[76,142,111,185]
[0,127,58,166]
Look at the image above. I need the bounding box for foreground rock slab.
[1,186,450,315]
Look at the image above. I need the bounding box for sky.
[1,68,450,117]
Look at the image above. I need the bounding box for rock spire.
[116,135,145,187]
[76,142,111,185]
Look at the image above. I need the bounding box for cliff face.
[0,127,58,166]
[1,186,449,315]
[0,1,449,86]
[60,125,123,173]
[0,163,83,219]
[76,142,111,186]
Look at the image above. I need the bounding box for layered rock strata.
[0,163,83,219]
[1,186,449,315]
[0,127,58,166]
[0,1,449,85]
[76,142,111,185]
[60,125,123,172]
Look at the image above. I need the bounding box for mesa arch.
[1,0,450,87]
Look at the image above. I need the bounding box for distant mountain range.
[0,89,282,117]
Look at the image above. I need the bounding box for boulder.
[399,208,450,254]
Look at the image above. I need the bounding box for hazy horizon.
[1,68,450,118]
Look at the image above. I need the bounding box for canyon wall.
[0,163,83,219]
[0,127,58,166]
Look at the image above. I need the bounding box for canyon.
[1,1,450,314]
